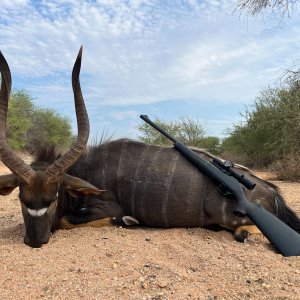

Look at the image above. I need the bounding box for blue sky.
[1,0,300,141]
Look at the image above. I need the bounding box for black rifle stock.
[140,114,300,257]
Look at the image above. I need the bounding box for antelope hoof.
[234,230,249,243]
[122,216,139,226]
[234,225,261,243]
[112,216,139,226]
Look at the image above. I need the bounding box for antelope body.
[1,48,299,248]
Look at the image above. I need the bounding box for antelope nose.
[24,236,49,248]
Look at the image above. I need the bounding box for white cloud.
[172,42,256,82]
[1,0,28,9]
[1,0,300,137]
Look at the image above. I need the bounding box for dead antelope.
[0,48,299,248]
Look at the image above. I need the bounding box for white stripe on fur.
[27,207,47,217]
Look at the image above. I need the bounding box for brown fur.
[60,217,114,229]
[61,139,300,239]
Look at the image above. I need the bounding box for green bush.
[27,108,72,151]
[7,90,34,150]
[137,116,221,155]
[223,83,300,169]
[6,89,72,151]
[270,151,300,181]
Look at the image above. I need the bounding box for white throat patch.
[27,207,48,217]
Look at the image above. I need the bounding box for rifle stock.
[140,115,300,256]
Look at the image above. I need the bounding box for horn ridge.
[45,46,89,183]
[0,50,35,183]
[0,50,12,139]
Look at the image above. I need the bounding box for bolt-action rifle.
[140,114,300,257]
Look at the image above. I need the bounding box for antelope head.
[0,47,102,247]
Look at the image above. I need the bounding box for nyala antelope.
[0,47,299,248]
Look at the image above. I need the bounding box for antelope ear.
[0,174,20,195]
[62,174,104,198]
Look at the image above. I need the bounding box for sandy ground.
[0,164,299,300]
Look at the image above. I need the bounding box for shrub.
[270,151,300,181]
